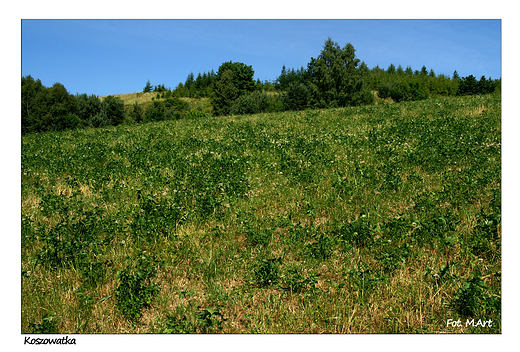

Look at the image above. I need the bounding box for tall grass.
[21,93,501,334]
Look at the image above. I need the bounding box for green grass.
[100,91,213,114]
[21,93,501,334]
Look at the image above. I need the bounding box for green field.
[21,93,501,334]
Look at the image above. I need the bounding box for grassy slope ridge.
[101,91,211,110]
[21,94,501,334]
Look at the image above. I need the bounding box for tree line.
[22,38,500,134]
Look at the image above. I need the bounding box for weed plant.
[22,93,501,333]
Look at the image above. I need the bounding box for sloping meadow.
[21,93,501,333]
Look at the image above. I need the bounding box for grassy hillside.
[100,91,213,113]
[21,93,501,334]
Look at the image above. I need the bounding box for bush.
[409,81,429,101]
[230,91,272,115]
[283,82,311,111]
[390,81,428,102]
[127,102,144,123]
[390,81,411,102]
[89,111,110,127]
[115,252,161,321]
[102,95,125,126]
[56,113,81,131]
[377,84,392,99]
[144,101,166,122]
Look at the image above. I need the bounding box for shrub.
[144,101,166,122]
[101,95,125,126]
[89,110,110,127]
[283,82,311,111]
[56,113,81,131]
[390,81,411,102]
[230,91,272,115]
[377,84,392,99]
[115,251,161,321]
[128,102,144,123]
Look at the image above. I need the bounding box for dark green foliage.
[153,83,167,92]
[458,75,479,95]
[276,65,308,91]
[22,79,80,133]
[175,70,216,98]
[143,97,188,122]
[76,93,102,125]
[22,75,46,133]
[282,267,319,294]
[306,38,374,108]
[230,90,272,115]
[451,273,500,318]
[335,215,373,249]
[36,208,107,270]
[376,244,412,273]
[466,208,501,259]
[456,75,499,96]
[101,95,125,126]
[143,79,153,93]
[389,80,429,102]
[305,233,334,261]
[115,251,161,321]
[212,69,240,116]
[194,306,227,333]
[28,314,58,334]
[163,97,189,112]
[128,102,144,123]
[162,312,198,334]
[162,305,226,334]
[377,84,392,99]
[252,256,282,287]
[131,192,183,242]
[246,227,273,247]
[283,81,312,111]
[144,101,166,122]
[216,61,256,96]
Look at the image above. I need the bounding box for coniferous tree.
[452,70,460,80]
[143,80,153,93]
[101,95,125,126]
[212,69,240,116]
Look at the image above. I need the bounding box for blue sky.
[21,19,501,97]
